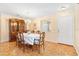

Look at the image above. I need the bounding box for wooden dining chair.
[34,32,45,53]
[41,32,45,50]
[16,31,26,52]
[16,31,35,52]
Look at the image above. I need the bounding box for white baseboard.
[45,39,58,43]
[0,39,9,43]
[73,44,79,55]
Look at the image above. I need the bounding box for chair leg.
[16,41,17,46]
[43,44,45,51]
[23,44,25,52]
[16,41,18,47]
[32,45,34,51]
[38,45,40,54]
[43,42,45,51]
[17,42,20,48]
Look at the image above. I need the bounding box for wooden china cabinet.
[9,18,25,42]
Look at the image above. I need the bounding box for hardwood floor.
[0,41,77,56]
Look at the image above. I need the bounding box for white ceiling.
[0,3,74,18]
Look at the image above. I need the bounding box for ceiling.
[0,3,74,18]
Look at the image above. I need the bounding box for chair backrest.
[36,30,40,34]
[40,32,45,42]
[31,30,35,33]
[17,31,24,42]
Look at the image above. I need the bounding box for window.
[41,20,50,32]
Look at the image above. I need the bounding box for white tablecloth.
[23,33,40,45]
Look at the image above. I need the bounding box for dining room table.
[23,32,40,45]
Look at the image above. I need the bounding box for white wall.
[32,9,74,44]
[0,13,11,42]
[0,13,21,42]
[56,8,74,45]
[31,16,58,43]
[57,15,74,45]
[0,14,1,41]
[74,4,79,55]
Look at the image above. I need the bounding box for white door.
[57,15,74,45]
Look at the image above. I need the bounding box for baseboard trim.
[73,45,79,56]
[58,43,73,47]
[0,40,9,43]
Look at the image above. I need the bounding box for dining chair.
[16,31,35,52]
[16,31,26,52]
[34,32,45,53]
